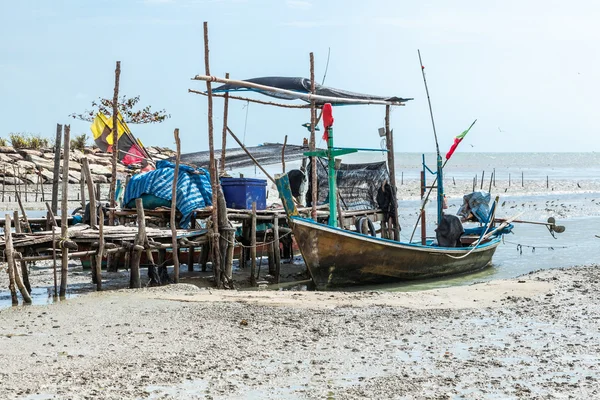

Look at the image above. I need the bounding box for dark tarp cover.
[306,159,390,211]
[212,77,413,106]
[173,143,317,169]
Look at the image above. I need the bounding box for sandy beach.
[0,174,599,399]
[0,264,599,399]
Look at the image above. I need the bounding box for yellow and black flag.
[90,113,149,165]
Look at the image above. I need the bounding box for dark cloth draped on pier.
[123,160,212,227]
[212,77,413,106]
[174,143,311,170]
[306,159,390,211]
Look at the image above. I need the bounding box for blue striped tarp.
[123,160,212,228]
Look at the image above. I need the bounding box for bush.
[0,138,7,147]
[70,133,89,150]
[9,133,50,149]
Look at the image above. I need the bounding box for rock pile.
[0,146,175,185]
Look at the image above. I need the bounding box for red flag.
[322,103,334,140]
[445,120,477,161]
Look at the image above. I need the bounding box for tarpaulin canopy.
[174,143,318,169]
[90,112,149,166]
[212,77,413,106]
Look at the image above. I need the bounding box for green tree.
[70,95,170,124]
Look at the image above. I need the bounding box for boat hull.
[292,217,500,289]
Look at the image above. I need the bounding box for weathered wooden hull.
[291,217,501,289]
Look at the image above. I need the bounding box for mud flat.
[0,265,599,399]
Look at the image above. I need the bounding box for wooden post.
[51,124,62,214]
[420,171,426,245]
[23,166,27,202]
[204,21,222,288]
[5,214,18,305]
[521,171,524,187]
[250,201,257,286]
[282,135,288,174]
[6,215,32,304]
[336,192,345,229]
[35,167,40,202]
[109,61,121,227]
[130,198,144,289]
[401,171,404,185]
[95,206,104,291]
[493,168,496,187]
[40,168,45,202]
[1,164,5,202]
[96,183,101,201]
[385,105,400,241]
[13,210,32,294]
[488,171,493,193]
[220,72,230,174]
[59,125,71,298]
[480,170,485,190]
[509,173,511,187]
[273,216,281,284]
[217,186,230,283]
[170,128,181,283]
[15,192,32,233]
[52,224,57,296]
[547,175,549,189]
[82,158,97,228]
[309,52,317,221]
[80,168,86,211]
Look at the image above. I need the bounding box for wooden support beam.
[51,124,62,214]
[171,128,181,283]
[82,158,97,228]
[109,61,121,227]
[250,201,257,286]
[95,206,104,291]
[5,214,19,305]
[273,216,281,284]
[59,125,70,298]
[130,198,144,289]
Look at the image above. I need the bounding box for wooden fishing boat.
[290,216,500,289]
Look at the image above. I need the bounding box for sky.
[1,0,599,154]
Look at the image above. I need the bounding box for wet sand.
[1,265,599,399]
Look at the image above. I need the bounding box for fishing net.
[306,159,390,211]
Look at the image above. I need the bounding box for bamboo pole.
[1,164,5,202]
[109,61,121,227]
[219,72,230,174]
[5,214,18,305]
[191,75,408,106]
[23,167,27,202]
[82,158,97,228]
[95,206,104,291]
[310,52,317,221]
[250,201,257,286]
[203,21,222,288]
[480,170,485,190]
[130,198,144,288]
[189,89,311,109]
[170,128,181,283]
[51,124,62,214]
[282,135,288,174]
[59,125,71,298]
[52,224,57,296]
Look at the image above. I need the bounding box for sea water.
[235,152,600,291]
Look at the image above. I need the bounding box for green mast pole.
[327,124,337,227]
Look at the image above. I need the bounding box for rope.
[445,199,498,260]
[221,230,293,248]
[502,239,570,254]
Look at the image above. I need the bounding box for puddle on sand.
[0,287,77,309]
